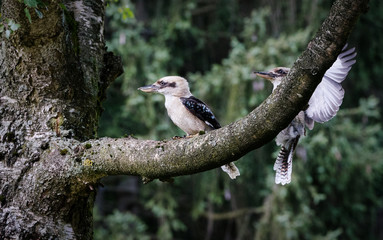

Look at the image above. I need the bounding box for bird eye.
[277,69,285,74]
[158,81,166,86]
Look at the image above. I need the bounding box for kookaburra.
[256,46,357,185]
[138,76,240,179]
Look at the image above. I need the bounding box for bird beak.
[138,84,160,93]
[254,71,276,80]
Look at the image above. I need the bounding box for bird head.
[138,76,192,97]
[255,67,290,89]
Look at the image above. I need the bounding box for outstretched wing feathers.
[180,96,221,129]
[305,46,356,123]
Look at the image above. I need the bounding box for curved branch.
[65,0,367,182]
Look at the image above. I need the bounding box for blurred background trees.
[95,0,383,239]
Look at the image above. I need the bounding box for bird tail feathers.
[274,137,300,185]
[221,162,240,179]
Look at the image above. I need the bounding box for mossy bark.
[0,0,122,238]
[0,0,367,239]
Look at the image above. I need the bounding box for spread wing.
[305,45,357,125]
[180,96,221,129]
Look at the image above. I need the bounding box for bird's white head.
[255,67,290,90]
[138,76,192,97]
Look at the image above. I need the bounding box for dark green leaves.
[23,0,40,8]
[21,0,47,23]
[24,8,32,23]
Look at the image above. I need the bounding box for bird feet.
[172,135,185,140]
[172,131,205,140]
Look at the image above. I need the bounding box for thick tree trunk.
[0,0,367,239]
[0,0,121,238]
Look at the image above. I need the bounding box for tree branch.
[59,0,367,182]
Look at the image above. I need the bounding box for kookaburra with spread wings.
[138,76,240,179]
[256,46,357,185]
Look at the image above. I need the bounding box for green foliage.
[189,28,311,124]
[94,209,150,240]
[24,8,32,23]
[347,0,383,114]
[118,6,134,20]
[21,0,46,23]
[143,182,187,239]
[97,0,383,239]
[100,0,199,138]
[105,0,119,7]
[0,18,20,39]
[99,1,312,138]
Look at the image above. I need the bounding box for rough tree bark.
[0,0,368,239]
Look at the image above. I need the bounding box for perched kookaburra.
[256,46,357,185]
[138,76,240,179]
